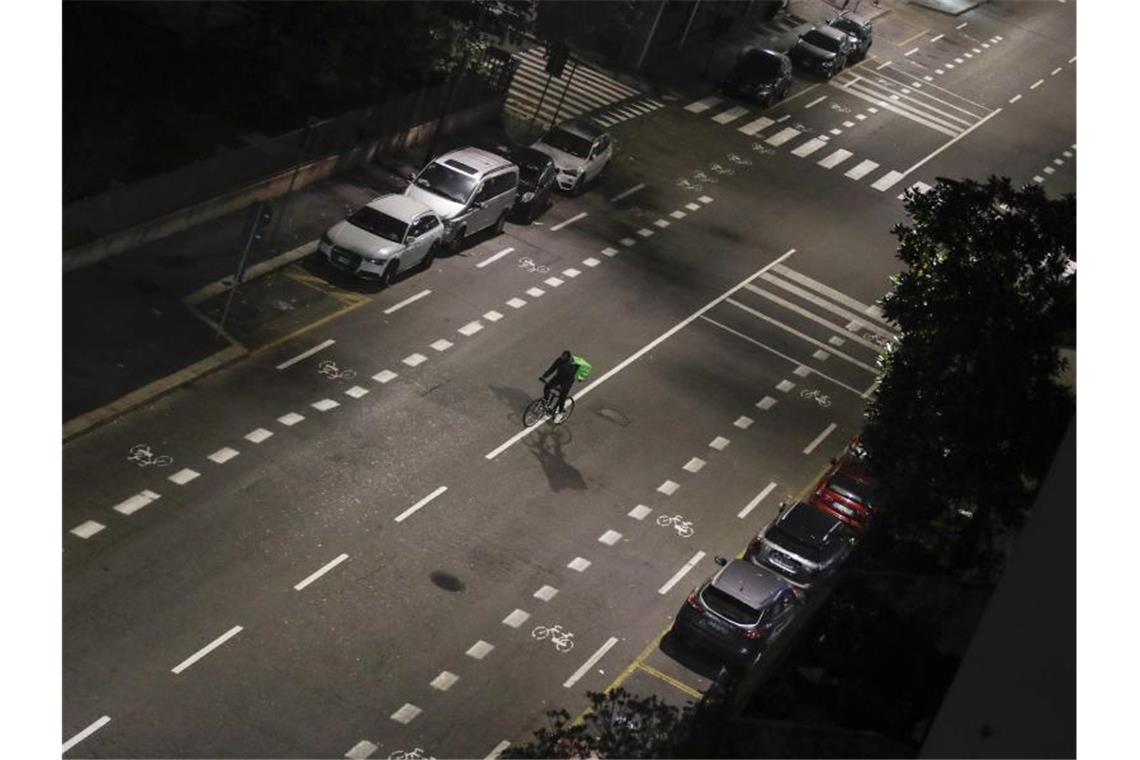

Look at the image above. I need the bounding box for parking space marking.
[172,625,243,674]
[394,485,448,523]
[551,212,588,232]
[563,636,620,688]
[738,482,778,519]
[477,247,514,269]
[383,289,432,313]
[275,338,335,370]
[804,423,839,455]
[637,663,703,699]
[658,551,707,595]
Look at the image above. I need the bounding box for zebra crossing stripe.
[712,105,750,124]
[870,170,906,191]
[685,96,722,113]
[791,137,828,157]
[817,149,853,169]
[738,116,774,135]
[844,159,879,180]
[766,127,800,146]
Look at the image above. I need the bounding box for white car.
[319,194,444,285]
[531,120,613,194]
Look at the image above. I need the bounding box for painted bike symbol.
[317,360,356,380]
[691,170,718,184]
[532,624,575,653]
[791,122,810,133]
[750,142,775,155]
[864,332,891,349]
[726,153,753,166]
[800,389,833,408]
[127,444,172,468]
[676,178,703,192]
[518,256,550,274]
[708,163,734,176]
[656,514,695,538]
[829,102,852,114]
[388,749,434,760]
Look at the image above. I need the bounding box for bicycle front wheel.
[523,398,547,427]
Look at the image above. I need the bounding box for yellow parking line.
[250,298,371,357]
[636,664,703,700]
[895,28,930,47]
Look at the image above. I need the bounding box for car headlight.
[521,191,535,203]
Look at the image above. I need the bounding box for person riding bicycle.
[540,351,591,420]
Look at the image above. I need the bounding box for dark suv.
[509,146,556,223]
[828,13,874,61]
[747,500,858,589]
[790,25,854,79]
[719,48,793,107]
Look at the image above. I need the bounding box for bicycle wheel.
[531,626,550,641]
[818,397,832,408]
[154,455,173,467]
[523,398,548,427]
[677,525,695,539]
[554,638,575,653]
[340,370,357,380]
[655,515,673,527]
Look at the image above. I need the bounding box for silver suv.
[404,147,518,251]
[747,500,858,589]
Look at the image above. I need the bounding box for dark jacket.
[542,356,577,387]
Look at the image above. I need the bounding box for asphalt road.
[61,2,1076,757]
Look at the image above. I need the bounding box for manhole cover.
[595,406,632,427]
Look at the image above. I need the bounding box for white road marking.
[485,740,512,760]
[1009,94,1022,103]
[727,299,878,373]
[930,33,944,42]
[904,47,919,57]
[871,169,906,191]
[278,412,305,426]
[776,379,795,392]
[654,219,671,229]
[484,310,504,321]
[817,149,853,169]
[1030,79,1044,90]
[757,396,777,410]
[769,264,894,329]
[114,489,162,515]
[486,251,798,460]
[563,636,620,688]
[601,248,618,258]
[430,339,453,352]
[568,557,592,572]
[684,457,706,473]
[766,127,801,146]
[294,553,349,591]
[1053,158,1064,166]
[1044,166,1055,175]
[964,53,972,58]
[63,716,111,754]
[738,116,774,135]
[276,338,335,370]
[535,585,559,602]
[813,349,831,361]
[610,183,645,202]
[506,297,527,309]
[844,159,879,180]
[394,485,448,523]
[172,625,243,674]
[629,504,653,520]
[658,551,706,595]
[981,43,990,48]
[924,75,933,81]
[383,289,432,313]
[582,257,601,267]
[1069,56,1077,63]
[551,212,588,231]
[390,704,422,724]
[637,228,654,237]
[208,447,239,464]
[734,415,755,429]
[935,69,945,75]
[168,468,200,485]
[70,520,105,539]
[843,76,862,90]
[954,58,964,64]
[685,202,701,211]
[738,482,778,519]
[1052,66,1063,75]
[476,247,514,269]
[459,320,485,336]
[712,105,750,124]
[599,529,623,546]
[684,96,722,113]
[900,108,1003,177]
[956,22,968,29]
[876,61,893,70]
[1033,176,1044,184]
[311,398,339,412]
[467,640,495,659]
[658,479,680,495]
[698,195,714,204]
[402,352,427,367]
[1063,150,1073,158]
[794,365,812,377]
[829,335,846,346]
[372,369,398,383]
[709,436,730,451]
[791,137,828,158]
[804,423,839,455]
[502,608,531,628]
[670,210,687,219]
[856,113,867,120]
[345,740,378,759]
[620,237,637,246]
[776,114,791,122]
[245,428,273,443]
[431,671,460,691]
[843,120,855,127]
[804,95,828,108]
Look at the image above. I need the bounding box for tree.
[862,177,1075,576]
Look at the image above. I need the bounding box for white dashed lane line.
[70,520,105,539]
[394,485,448,523]
[113,489,162,515]
[171,625,243,674]
[382,289,432,314]
[803,423,839,455]
[293,553,349,591]
[738,482,779,519]
[610,183,645,202]
[245,427,273,443]
[63,716,112,755]
[208,447,239,464]
[275,338,335,370]
[563,636,620,688]
[658,551,707,595]
[485,740,512,760]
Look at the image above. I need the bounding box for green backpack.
[572,355,592,381]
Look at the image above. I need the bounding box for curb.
[184,239,320,306]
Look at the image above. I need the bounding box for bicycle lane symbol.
[532,624,575,652]
[127,443,173,468]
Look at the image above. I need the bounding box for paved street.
[62,2,1075,757]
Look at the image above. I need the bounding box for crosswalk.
[506,46,661,129]
[830,68,992,137]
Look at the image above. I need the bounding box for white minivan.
[404,147,519,251]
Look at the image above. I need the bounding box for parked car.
[671,557,801,666]
[530,120,613,195]
[319,194,444,285]
[790,24,854,79]
[510,146,557,222]
[811,436,879,530]
[404,147,518,251]
[827,12,874,61]
[718,48,793,106]
[747,500,858,589]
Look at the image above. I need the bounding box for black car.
[747,500,858,589]
[828,12,873,61]
[719,48,793,107]
[510,146,556,222]
[790,24,854,79]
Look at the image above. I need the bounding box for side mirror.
[713,555,728,567]
[405,234,418,245]
[778,501,788,513]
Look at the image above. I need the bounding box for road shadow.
[525,426,587,493]
[488,384,534,425]
[659,629,747,678]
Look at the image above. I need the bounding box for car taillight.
[687,590,703,612]
[744,627,767,640]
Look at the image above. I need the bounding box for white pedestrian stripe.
[871,170,906,191]
[738,482,778,519]
[599,529,623,546]
[712,105,749,124]
[467,640,494,659]
[208,447,239,464]
[70,520,105,539]
[738,116,774,135]
[845,159,879,180]
[766,127,801,146]
[791,137,828,158]
[390,704,422,725]
[168,468,200,486]
[843,120,855,128]
[485,740,512,760]
[245,428,273,443]
[685,96,723,113]
[930,33,944,43]
[629,504,653,520]
[507,46,642,127]
[770,263,895,330]
[1044,166,1055,174]
[1009,94,1023,103]
[898,181,933,200]
[1030,79,1044,90]
[817,149,853,169]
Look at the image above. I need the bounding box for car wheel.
[493,211,507,235]
[380,260,399,287]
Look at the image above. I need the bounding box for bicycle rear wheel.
[523,398,548,427]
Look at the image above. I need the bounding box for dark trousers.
[544,379,573,413]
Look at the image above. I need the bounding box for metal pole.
[265,120,316,255]
[529,70,553,127]
[548,58,578,130]
[679,0,702,49]
[635,0,667,70]
[217,201,267,338]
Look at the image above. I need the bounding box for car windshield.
[702,586,761,625]
[347,207,408,243]
[414,162,477,204]
[832,18,861,35]
[827,474,876,507]
[542,128,593,159]
[804,29,841,52]
[767,524,825,563]
[515,153,549,184]
[740,53,781,77]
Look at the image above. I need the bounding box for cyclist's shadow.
[524,426,587,493]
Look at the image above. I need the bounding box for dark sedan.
[828,13,873,61]
[510,146,556,222]
[718,48,793,107]
[790,25,854,79]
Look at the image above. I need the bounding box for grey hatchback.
[671,557,801,665]
[747,500,858,589]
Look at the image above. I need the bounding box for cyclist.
[540,351,591,421]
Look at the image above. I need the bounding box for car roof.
[834,11,870,26]
[777,500,850,544]
[365,193,433,223]
[433,146,515,176]
[710,559,790,608]
[743,47,786,60]
[806,24,848,42]
[513,145,555,167]
[556,120,607,141]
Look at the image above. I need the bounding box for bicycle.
[523,383,575,426]
[800,389,833,408]
[726,153,753,167]
[127,444,173,468]
[388,749,433,760]
[518,256,549,274]
[532,624,575,653]
[317,360,356,380]
[656,514,695,538]
[676,178,702,192]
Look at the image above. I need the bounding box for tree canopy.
[862,176,1075,575]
